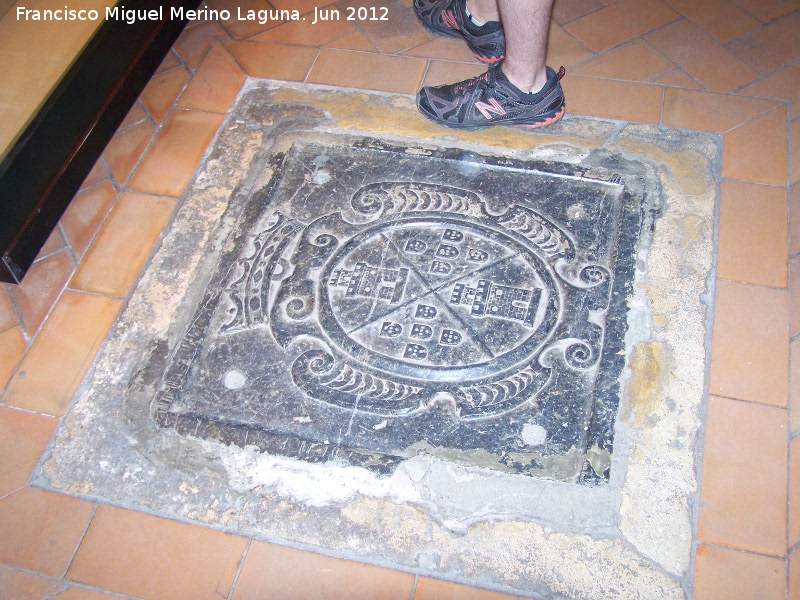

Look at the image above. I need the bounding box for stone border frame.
[37,80,720,600]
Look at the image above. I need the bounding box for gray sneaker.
[414,0,505,64]
[417,64,566,130]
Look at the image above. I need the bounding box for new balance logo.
[474,98,507,120]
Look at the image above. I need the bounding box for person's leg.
[497,0,552,93]
[464,0,499,24]
[415,0,564,130]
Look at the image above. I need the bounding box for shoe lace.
[454,71,490,94]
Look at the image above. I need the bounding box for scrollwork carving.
[350,182,485,219]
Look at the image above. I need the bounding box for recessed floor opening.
[40,81,720,599]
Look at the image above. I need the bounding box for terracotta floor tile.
[790,336,800,432]
[206,0,289,39]
[791,116,800,184]
[0,406,57,496]
[325,31,379,51]
[178,43,245,113]
[308,48,427,94]
[662,87,780,131]
[140,65,190,124]
[102,119,155,186]
[232,540,415,600]
[791,257,800,337]
[791,434,800,545]
[716,179,788,287]
[738,62,800,120]
[59,180,118,261]
[1,291,122,416]
[38,226,67,258]
[563,0,679,53]
[731,0,800,23]
[646,19,758,93]
[67,505,247,600]
[546,23,594,68]
[663,0,760,42]
[272,0,335,12]
[173,20,229,70]
[401,35,479,63]
[126,109,224,197]
[338,0,433,54]
[792,182,800,256]
[251,13,358,46]
[560,75,663,123]
[727,10,800,73]
[792,550,800,600]
[78,160,108,191]
[722,105,788,185]
[697,396,787,555]
[414,578,525,600]
[0,565,66,600]
[52,587,122,600]
[0,326,26,390]
[70,193,176,298]
[0,285,18,330]
[693,544,786,599]
[9,250,74,335]
[552,0,605,25]
[224,40,319,80]
[154,48,181,74]
[709,279,789,405]
[118,100,147,129]
[0,488,94,577]
[422,61,485,88]
[570,39,674,81]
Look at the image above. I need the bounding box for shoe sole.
[418,100,566,131]
[514,105,566,129]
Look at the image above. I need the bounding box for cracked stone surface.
[37,81,719,599]
[151,136,651,483]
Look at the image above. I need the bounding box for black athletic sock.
[460,1,502,35]
[496,65,549,98]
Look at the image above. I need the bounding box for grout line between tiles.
[0,565,68,595]
[706,392,789,411]
[0,255,86,397]
[59,223,81,271]
[0,486,24,503]
[226,538,251,600]
[303,47,323,83]
[0,403,59,419]
[2,285,27,341]
[110,132,159,192]
[60,502,99,580]
[714,275,790,292]
[419,58,431,87]
[0,323,21,338]
[409,574,419,599]
[698,540,789,561]
[98,156,121,195]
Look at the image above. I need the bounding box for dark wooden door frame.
[0,0,200,283]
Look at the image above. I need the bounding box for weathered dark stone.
[152,138,649,482]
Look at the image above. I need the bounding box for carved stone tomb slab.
[155,140,646,482]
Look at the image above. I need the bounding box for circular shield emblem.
[319,217,560,382]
